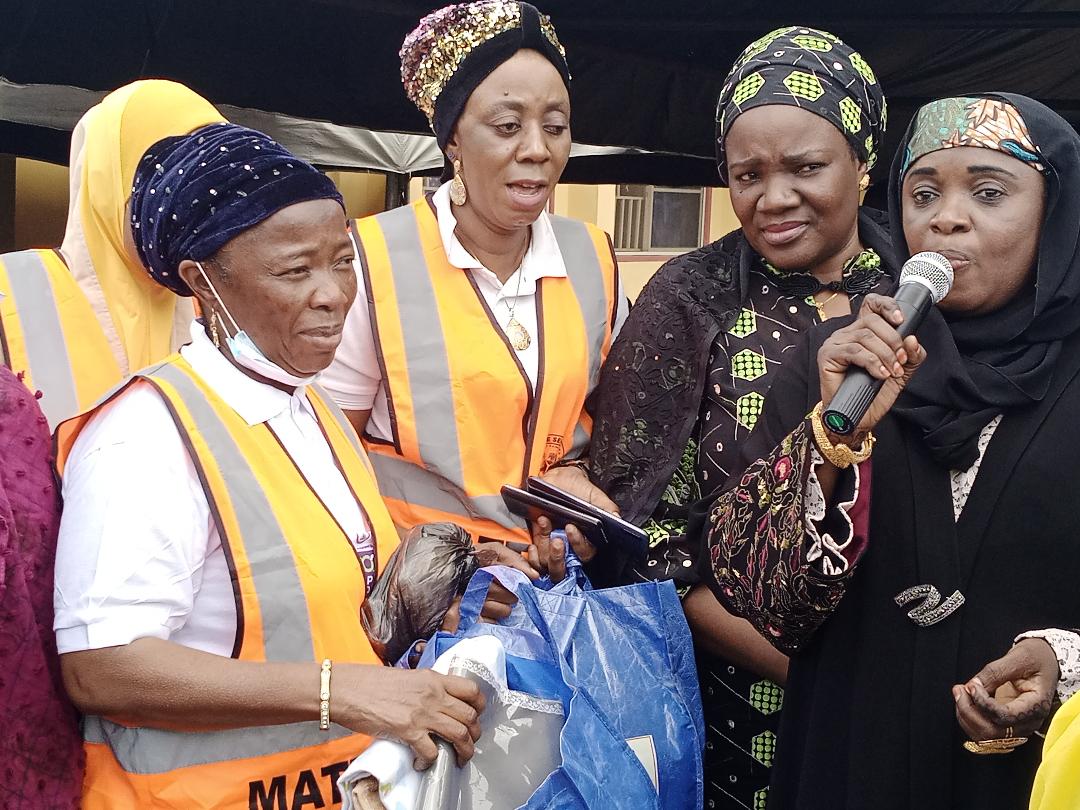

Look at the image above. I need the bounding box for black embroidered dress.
[588,211,895,810]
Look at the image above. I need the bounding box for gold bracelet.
[810,402,875,469]
[319,659,332,731]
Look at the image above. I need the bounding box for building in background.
[409,175,737,298]
[2,158,736,300]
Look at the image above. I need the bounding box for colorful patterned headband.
[902,96,1046,176]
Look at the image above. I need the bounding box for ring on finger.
[963,733,1029,755]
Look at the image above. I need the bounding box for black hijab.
[888,93,1080,469]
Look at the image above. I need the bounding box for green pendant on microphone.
[824,411,851,433]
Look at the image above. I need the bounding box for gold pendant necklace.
[494,234,532,351]
[813,290,843,321]
[455,226,532,351]
[506,316,532,351]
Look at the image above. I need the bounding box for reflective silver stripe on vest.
[548,216,610,398]
[569,421,591,459]
[83,715,351,776]
[376,205,466,486]
[3,250,78,427]
[309,382,379,489]
[149,363,316,663]
[543,216,608,459]
[372,207,609,526]
[310,382,365,456]
[78,362,348,773]
[368,450,525,529]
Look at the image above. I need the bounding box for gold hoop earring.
[859,175,870,192]
[449,159,467,206]
[208,311,221,348]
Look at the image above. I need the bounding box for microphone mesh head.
[899,251,954,304]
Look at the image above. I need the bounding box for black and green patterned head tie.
[715,26,887,186]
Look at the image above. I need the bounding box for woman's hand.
[527,515,594,580]
[531,464,613,575]
[439,542,539,632]
[952,638,1060,742]
[540,464,621,515]
[818,294,926,443]
[334,665,486,769]
[61,638,485,769]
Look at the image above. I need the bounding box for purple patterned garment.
[0,367,83,807]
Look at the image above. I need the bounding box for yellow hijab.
[59,80,224,373]
[1030,692,1080,809]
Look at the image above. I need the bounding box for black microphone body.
[821,279,938,436]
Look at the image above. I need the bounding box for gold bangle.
[810,402,875,469]
[319,659,332,731]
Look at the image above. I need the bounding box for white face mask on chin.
[196,261,320,388]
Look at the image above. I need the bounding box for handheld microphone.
[821,251,954,435]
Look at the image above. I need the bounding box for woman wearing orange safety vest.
[53,125,491,809]
[322,2,629,558]
[0,80,226,428]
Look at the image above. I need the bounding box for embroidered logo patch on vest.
[542,434,566,471]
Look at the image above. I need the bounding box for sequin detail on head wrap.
[715,26,887,185]
[901,96,1046,177]
[130,123,343,297]
[400,1,569,151]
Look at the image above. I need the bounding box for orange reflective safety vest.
[0,248,121,428]
[354,199,619,544]
[55,356,401,810]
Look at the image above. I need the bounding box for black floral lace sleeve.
[588,232,749,525]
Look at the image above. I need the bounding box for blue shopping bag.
[411,560,704,810]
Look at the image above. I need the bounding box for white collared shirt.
[320,182,628,442]
[53,322,372,657]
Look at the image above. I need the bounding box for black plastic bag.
[361,522,479,663]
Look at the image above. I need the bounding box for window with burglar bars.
[614,184,704,252]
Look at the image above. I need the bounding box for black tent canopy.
[2,1,1079,187]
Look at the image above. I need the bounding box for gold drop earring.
[208,310,221,348]
[859,174,870,192]
[449,158,468,206]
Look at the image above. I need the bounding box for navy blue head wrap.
[131,123,344,296]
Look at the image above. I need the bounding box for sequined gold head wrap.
[400,1,569,152]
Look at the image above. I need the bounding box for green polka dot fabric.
[736,391,765,430]
[732,72,766,106]
[728,308,757,339]
[731,349,768,382]
[750,680,784,715]
[751,731,777,766]
[783,70,825,102]
[715,26,887,183]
